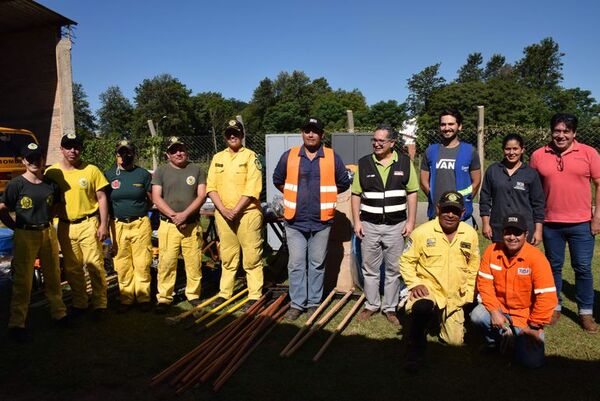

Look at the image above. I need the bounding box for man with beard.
[420,108,481,225]
[400,191,479,372]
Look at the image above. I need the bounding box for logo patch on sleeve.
[517,267,531,275]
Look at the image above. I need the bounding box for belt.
[115,216,145,223]
[17,223,50,231]
[160,215,199,224]
[60,212,98,224]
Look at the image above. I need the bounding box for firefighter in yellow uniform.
[0,143,67,342]
[400,190,479,373]
[206,120,263,310]
[45,133,110,319]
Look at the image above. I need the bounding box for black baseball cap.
[22,142,43,159]
[116,139,135,152]
[224,119,244,136]
[302,117,324,134]
[60,133,84,148]
[438,191,465,210]
[502,213,527,232]
[166,136,186,151]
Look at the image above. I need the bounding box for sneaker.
[189,298,203,308]
[8,327,32,343]
[208,297,228,310]
[549,310,561,325]
[155,303,171,314]
[117,303,131,314]
[92,308,107,321]
[385,311,400,326]
[285,308,303,321]
[138,302,152,313]
[580,315,599,334]
[356,308,376,322]
[306,307,318,319]
[241,299,257,313]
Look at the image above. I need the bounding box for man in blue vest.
[420,108,481,225]
[351,124,418,325]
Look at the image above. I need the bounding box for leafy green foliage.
[456,52,484,83]
[72,82,97,140]
[97,86,134,139]
[406,63,446,116]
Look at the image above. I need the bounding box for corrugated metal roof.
[0,0,77,34]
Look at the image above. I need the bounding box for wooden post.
[236,115,246,147]
[147,119,158,171]
[346,110,355,133]
[477,106,485,198]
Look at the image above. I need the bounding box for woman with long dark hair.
[480,133,545,244]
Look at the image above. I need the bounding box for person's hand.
[171,211,189,226]
[97,224,109,242]
[409,285,429,301]
[482,222,493,241]
[490,309,510,330]
[219,207,236,221]
[353,220,364,239]
[402,221,415,237]
[530,230,543,246]
[591,216,600,235]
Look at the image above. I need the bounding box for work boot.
[8,327,32,344]
[549,310,561,325]
[208,297,228,310]
[189,298,203,308]
[385,311,400,326]
[285,308,303,321]
[306,307,318,319]
[155,303,171,314]
[241,299,257,313]
[356,308,376,322]
[138,302,152,313]
[580,315,599,334]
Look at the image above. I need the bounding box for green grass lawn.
[1,237,600,401]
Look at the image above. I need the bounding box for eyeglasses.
[371,138,392,145]
[556,155,564,172]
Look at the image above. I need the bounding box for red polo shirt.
[530,140,600,223]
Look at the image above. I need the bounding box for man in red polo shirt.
[530,113,600,333]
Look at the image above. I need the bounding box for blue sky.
[39,0,600,114]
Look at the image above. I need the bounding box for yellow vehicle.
[0,127,39,194]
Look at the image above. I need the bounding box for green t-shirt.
[104,165,152,219]
[152,162,206,213]
[0,175,62,226]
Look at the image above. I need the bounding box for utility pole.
[147,119,158,171]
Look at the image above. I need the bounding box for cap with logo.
[502,213,527,232]
[302,117,324,134]
[116,139,135,152]
[22,142,43,159]
[166,136,186,151]
[60,132,84,148]
[224,119,244,136]
[437,190,465,209]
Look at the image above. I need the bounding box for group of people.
[1,109,598,371]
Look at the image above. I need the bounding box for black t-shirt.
[0,175,62,226]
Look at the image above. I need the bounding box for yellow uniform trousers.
[57,217,107,309]
[113,217,152,304]
[406,289,465,346]
[156,220,202,304]
[9,227,67,328]
[215,209,264,300]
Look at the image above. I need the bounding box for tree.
[483,54,511,81]
[456,53,484,83]
[365,100,408,128]
[191,92,246,151]
[72,82,97,139]
[406,63,446,116]
[311,89,369,130]
[131,74,193,140]
[515,37,564,92]
[97,86,133,139]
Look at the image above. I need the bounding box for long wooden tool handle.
[193,288,249,324]
[312,293,365,362]
[279,289,337,357]
[285,290,353,357]
[203,298,250,329]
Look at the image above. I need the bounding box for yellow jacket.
[206,147,262,210]
[400,218,480,312]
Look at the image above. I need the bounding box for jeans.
[542,222,595,314]
[285,225,331,311]
[470,304,545,368]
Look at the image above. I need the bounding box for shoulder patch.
[111,179,120,189]
[254,158,262,170]
[460,241,472,249]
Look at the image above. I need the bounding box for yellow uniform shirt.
[45,163,109,220]
[400,218,480,312]
[206,147,262,210]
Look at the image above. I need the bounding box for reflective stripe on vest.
[283,146,337,221]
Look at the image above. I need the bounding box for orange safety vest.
[283,146,337,221]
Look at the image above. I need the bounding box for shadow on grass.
[1,300,599,401]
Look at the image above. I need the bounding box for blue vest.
[426,142,474,220]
